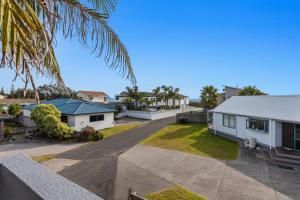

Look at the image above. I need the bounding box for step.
[275,148,300,161]
[262,151,299,169]
[268,150,300,166]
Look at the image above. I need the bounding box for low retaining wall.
[118,107,201,120]
[0,154,102,200]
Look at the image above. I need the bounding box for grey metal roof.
[211,95,300,123]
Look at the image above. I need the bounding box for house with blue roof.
[22,99,116,131]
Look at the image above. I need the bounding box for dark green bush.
[4,127,13,138]
[178,118,188,124]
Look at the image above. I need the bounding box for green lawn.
[100,123,142,139]
[32,154,56,163]
[145,186,205,200]
[142,123,239,160]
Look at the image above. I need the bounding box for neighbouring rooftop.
[24,99,115,115]
[211,95,300,123]
[77,91,108,97]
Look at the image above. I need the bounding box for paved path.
[0,142,85,158]
[56,117,175,200]
[118,144,300,200]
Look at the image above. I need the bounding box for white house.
[116,92,189,109]
[77,91,109,104]
[23,99,115,131]
[211,95,300,150]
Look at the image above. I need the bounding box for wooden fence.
[176,111,208,124]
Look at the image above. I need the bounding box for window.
[61,115,68,123]
[223,114,235,128]
[90,114,104,122]
[246,118,269,133]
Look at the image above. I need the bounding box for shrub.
[0,106,5,114]
[4,127,13,138]
[78,126,102,142]
[96,130,104,140]
[8,104,22,116]
[30,104,73,139]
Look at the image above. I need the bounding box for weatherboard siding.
[213,113,281,147]
[72,113,114,131]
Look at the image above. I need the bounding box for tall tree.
[152,87,161,108]
[0,87,5,95]
[239,86,265,96]
[169,87,180,108]
[161,85,170,107]
[124,86,143,109]
[38,84,77,100]
[0,0,136,101]
[200,85,218,110]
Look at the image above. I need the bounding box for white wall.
[213,113,281,147]
[118,107,200,120]
[22,109,114,131]
[77,93,108,103]
[72,113,114,131]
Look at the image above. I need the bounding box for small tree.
[8,104,22,117]
[239,86,265,96]
[31,104,73,139]
[0,106,5,114]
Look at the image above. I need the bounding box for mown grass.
[145,185,205,200]
[142,123,239,160]
[32,154,56,163]
[100,123,142,139]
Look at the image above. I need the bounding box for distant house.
[77,91,109,104]
[217,85,242,105]
[0,95,5,100]
[211,95,300,150]
[23,99,115,131]
[115,92,189,109]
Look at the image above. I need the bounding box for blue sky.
[1,0,300,98]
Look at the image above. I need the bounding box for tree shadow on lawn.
[146,124,239,160]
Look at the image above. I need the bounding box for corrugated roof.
[24,99,115,115]
[211,95,300,123]
[78,91,108,97]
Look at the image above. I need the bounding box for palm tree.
[239,86,265,96]
[171,87,180,108]
[161,85,171,108]
[124,86,143,109]
[0,0,135,101]
[152,87,161,108]
[200,85,218,110]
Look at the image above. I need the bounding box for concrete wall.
[213,113,280,147]
[0,154,102,200]
[72,113,114,131]
[117,96,189,108]
[0,165,42,200]
[119,107,200,120]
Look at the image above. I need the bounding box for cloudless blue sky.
[1,0,300,98]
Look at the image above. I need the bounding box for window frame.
[223,114,236,129]
[246,118,269,133]
[89,114,104,122]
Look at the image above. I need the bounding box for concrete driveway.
[115,144,300,200]
[0,141,85,158]
[56,117,176,200]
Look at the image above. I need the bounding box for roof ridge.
[73,102,85,115]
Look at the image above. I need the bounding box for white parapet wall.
[118,107,201,120]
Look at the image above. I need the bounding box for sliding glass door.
[282,123,300,151]
[295,124,300,151]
